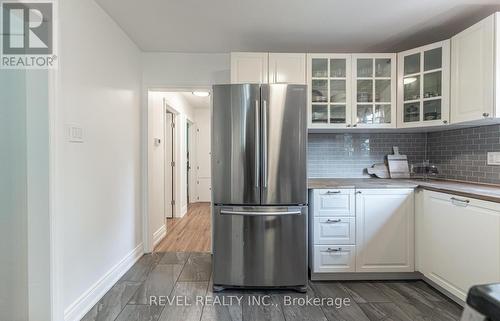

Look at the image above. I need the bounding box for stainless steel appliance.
[211,84,308,292]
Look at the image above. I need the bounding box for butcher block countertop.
[308,178,500,203]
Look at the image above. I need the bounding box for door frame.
[164,108,176,219]
[143,86,212,253]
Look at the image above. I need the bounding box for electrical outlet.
[487,152,500,165]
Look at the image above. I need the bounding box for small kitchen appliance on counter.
[211,84,308,292]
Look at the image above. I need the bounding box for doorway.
[146,89,212,253]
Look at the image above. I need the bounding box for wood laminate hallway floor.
[81,252,463,321]
[155,202,211,253]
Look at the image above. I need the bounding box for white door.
[421,190,500,301]
[451,13,496,123]
[356,189,414,273]
[230,52,269,84]
[195,109,212,202]
[268,53,306,84]
[164,112,174,218]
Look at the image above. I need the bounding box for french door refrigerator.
[211,84,308,292]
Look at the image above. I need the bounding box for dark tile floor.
[81,252,463,321]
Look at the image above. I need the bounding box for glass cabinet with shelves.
[308,54,352,127]
[352,54,397,128]
[397,41,450,128]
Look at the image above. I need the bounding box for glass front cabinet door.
[352,54,397,128]
[308,54,352,128]
[397,40,450,128]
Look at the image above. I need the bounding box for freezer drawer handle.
[325,190,341,194]
[324,248,342,253]
[220,210,302,216]
[326,219,342,223]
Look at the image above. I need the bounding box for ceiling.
[178,92,210,109]
[95,0,500,53]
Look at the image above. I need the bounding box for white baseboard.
[175,204,188,218]
[63,243,144,321]
[152,224,166,248]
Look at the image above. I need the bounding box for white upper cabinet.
[230,52,269,84]
[308,54,352,128]
[451,13,497,123]
[352,54,397,128]
[397,41,451,128]
[268,53,306,84]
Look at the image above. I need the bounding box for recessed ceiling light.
[192,91,210,97]
[403,77,417,85]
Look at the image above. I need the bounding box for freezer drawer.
[312,245,356,273]
[213,206,307,288]
[314,217,355,245]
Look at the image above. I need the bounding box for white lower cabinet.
[313,245,356,273]
[418,190,500,301]
[310,188,414,275]
[355,189,415,272]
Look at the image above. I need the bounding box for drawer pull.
[450,197,470,205]
[325,247,342,253]
[325,190,341,194]
[326,219,342,223]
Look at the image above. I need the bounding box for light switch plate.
[66,124,84,143]
[487,152,500,165]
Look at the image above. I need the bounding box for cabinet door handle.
[325,190,341,194]
[326,219,341,223]
[325,248,342,252]
[450,197,470,205]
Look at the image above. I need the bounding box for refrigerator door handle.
[262,99,268,189]
[220,210,302,216]
[255,100,260,188]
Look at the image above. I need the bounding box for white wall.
[0,70,29,321]
[0,67,51,321]
[56,1,142,321]
[147,92,167,248]
[142,53,230,88]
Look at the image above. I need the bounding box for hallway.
[155,203,211,253]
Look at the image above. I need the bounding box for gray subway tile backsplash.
[308,124,500,185]
[427,124,500,185]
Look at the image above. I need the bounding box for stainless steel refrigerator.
[211,84,308,292]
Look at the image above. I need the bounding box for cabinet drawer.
[313,189,355,216]
[314,217,355,245]
[313,245,356,273]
